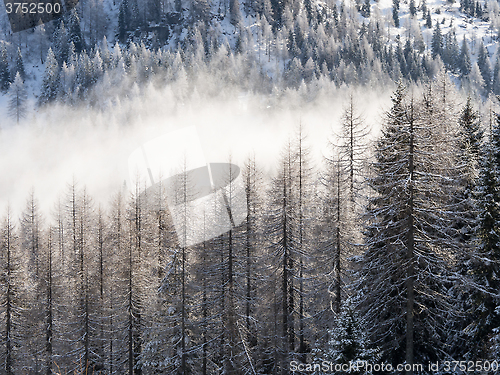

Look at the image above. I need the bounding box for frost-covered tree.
[267,141,298,373]
[455,97,483,241]
[19,192,48,374]
[38,48,60,106]
[459,36,472,77]
[67,9,85,53]
[54,21,69,64]
[337,94,370,205]
[8,73,27,124]
[432,22,443,59]
[0,45,11,93]
[0,208,22,375]
[467,62,486,95]
[359,83,458,369]
[445,98,484,358]
[443,30,459,72]
[13,48,25,82]
[230,0,242,26]
[361,0,370,18]
[425,9,432,28]
[409,0,416,16]
[325,298,379,367]
[392,0,400,27]
[465,110,500,359]
[118,0,130,43]
[477,40,492,91]
[493,55,500,95]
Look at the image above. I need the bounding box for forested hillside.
[1,0,500,372]
[0,0,499,107]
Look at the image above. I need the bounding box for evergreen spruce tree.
[426,10,432,28]
[38,48,59,106]
[477,40,492,91]
[361,0,370,18]
[190,0,211,23]
[446,97,484,359]
[359,83,458,368]
[67,9,85,53]
[13,48,25,82]
[466,110,500,358]
[8,73,27,124]
[230,0,242,26]
[432,22,443,59]
[0,45,11,93]
[459,36,472,77]
[54,21,69,64]
[456,97,483,217]
[493,55,500,95]
[129,0,141,30]
[0,208,22,375]
[409,0,416,16]
[444,30,459,72]
[392,0,400,27]
[118,0,130,43]
[325,297,379,367]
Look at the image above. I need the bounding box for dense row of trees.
[2,79,500,373]
[1,0,500,115]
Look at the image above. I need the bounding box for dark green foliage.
[443,30,459,72]
[409,0,416,16]
[13,48,25,82]
[325,298,379,367]
[493,56,500,95]
[360,83,458,365]
[270,0,285,28]
[230,0,242,26]
[431,22,443,58]
[129,0,141,30]
[392,0,399,27]
[459,36,472,76]
[0,46,11,93]
[477,41,491,91]
[118,0,130,43]
[67,9,85,53]
[454,97,483,244]
[426,10,432,28]
[54,21,69,64]
[38,48,59,106]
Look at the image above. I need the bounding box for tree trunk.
[406,101,415,375]
[46,228,53,375]
[6,211,13,375]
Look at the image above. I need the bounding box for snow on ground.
[372,0,498,62]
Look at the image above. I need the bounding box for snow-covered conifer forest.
[1,0,500,371]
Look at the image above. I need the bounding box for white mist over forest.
[4,0,500,367]
[0,84,391,216]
